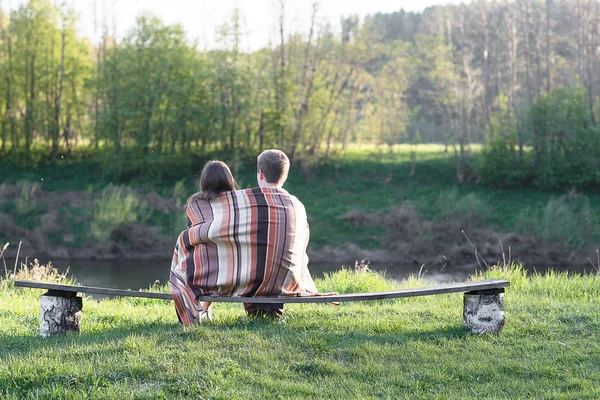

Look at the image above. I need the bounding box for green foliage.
[431,187,491,225]
[515,192,599,248]
[0,181,45,230]
[90,188,148,241]
[479,135,532,187]
[482,88,600,189]
[13,181,40,215]
[2,0,92,156]
[171,179,188,207]
[98,151,197,187]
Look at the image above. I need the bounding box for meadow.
[1,264,599,399]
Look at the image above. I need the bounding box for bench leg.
[40,290,82,337]
[463,289,505,335]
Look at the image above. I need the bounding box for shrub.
[0,258,74,292]
[516,192,599,248]
[479,136,532,187]
[480,87,600,189]
[171,179,188,207]
[433,187,491,225]
[14,181,40,215]
[90,187,148,241]
[99,151,194,187]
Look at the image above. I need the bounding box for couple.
[170,149,327,325]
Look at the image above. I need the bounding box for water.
[5,257,593,291]
[4,258,472,290]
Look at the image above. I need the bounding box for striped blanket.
[170,187,326,325]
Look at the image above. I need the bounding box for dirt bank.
[326,206,598,275]
[1,183,597,274]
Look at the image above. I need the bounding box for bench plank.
[14,279,509,303]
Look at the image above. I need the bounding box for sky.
[12,0,467,50]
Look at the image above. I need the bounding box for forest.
[0,0,599,271]
[0,0,598,189]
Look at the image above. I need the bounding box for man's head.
[257,149,290,188]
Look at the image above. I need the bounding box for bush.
[432,187,491,225]
[479,136,532,187]
[480,87,600,189]
[516,192,599,248]
[99,151,195,187]
[90,187,148,241]
[14,182,40,214]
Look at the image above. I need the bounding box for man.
[170,149,321,325]
[243,149,307,319]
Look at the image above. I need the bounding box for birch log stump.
[40,292,82,337]
[463,289,505,335]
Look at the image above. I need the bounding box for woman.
[184,160,238,322]
[187,160,238,205]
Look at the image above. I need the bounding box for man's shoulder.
[285,192,306,215]
[234,187,305,207]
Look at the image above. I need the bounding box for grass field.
[1,265,599,399]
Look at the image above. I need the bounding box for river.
[2,258,478,290]
[3,257,594,291]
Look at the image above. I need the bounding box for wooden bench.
[14,278,510,336]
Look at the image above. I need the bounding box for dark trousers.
[243,303,284,320]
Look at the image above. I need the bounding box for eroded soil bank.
[0,183,597,276]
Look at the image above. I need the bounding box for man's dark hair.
[257,149,290,185]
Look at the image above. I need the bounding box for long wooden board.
[14,279,509,303]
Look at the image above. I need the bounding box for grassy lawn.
[1,266,599,399]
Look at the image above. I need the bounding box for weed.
[587,248,600,274]
[90,187,149,241]
[171,179,188,208]
[10,258,72,283]
[433,187,491,225]
[14,182,40,215]
[516,192,599,248]
[316,267,397,294]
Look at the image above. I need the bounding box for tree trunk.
[481,1,492,127]
[289,2,319,161]
[463,290,506,335]
[278,0,287,149]
[52,16,66,161]
[577,0,584,85]
[39,294,82,337]
[584,0,596,125]
[0,7,6,153]
[545,0,552,94]
[25,44,37,155]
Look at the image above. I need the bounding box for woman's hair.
[187,160,238,205]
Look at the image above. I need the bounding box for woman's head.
[188,160,237,204]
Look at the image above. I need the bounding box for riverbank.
[1,148,599,275]
[1,265,599,398]
[0,182,598,279]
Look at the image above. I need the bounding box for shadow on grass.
[0,320,176,357]
[1,314,469,361]
[0,315,471,395]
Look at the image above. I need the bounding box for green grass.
[1,266,599,399]
[2,145,600,249]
